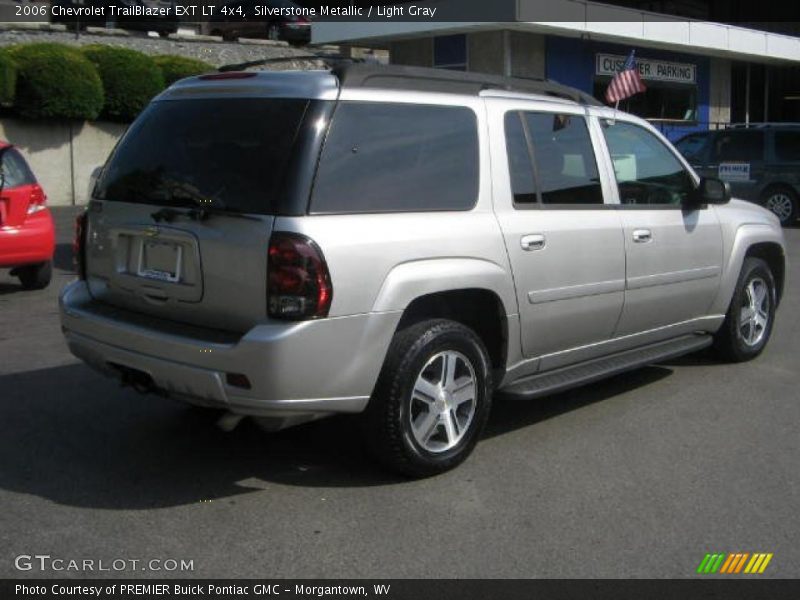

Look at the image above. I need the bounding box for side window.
[601,120,695,206]
[712,131,765,162]
[504,111,604,206]
[0,148,36,189]
[774,131,800,162]
[504,113,537,204]
[311,102,479,214]
[674,133,708,163]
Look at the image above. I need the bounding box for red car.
[0,142,54,289]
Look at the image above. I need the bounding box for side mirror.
[695,177,731,205]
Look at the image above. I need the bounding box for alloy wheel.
[409,350,477,453]
[739,277,770,347]
[765,193,794,223]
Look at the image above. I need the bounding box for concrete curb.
[168,33,224,43]
[237,38,289,47]
[85,27,133,37]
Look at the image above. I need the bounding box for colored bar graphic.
[735,553,749,573]
[696,554,712,574]
[697,552,772,575]
[719,554,736,574]
[758,554,773,573]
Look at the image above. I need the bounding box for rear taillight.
[73,211,88,280]
[268,232,332,320]
[26,184,46,215]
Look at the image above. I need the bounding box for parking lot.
[1,207,798,579]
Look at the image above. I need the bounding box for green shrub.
[81,45,164,121]
[8,43,103,120]
[0,50,16,106]
[153,55,212,86]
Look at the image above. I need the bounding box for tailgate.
[86,202,274,333]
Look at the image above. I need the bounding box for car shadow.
[0,361,675,509]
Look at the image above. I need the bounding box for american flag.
[605,50,647,104]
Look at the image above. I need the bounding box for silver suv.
[60,65,787,477]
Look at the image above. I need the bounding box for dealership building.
[313,0,800,140]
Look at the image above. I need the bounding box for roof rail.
[332,64,602,106]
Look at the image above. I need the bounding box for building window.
[433,35,467,71]
[593,80,698,122]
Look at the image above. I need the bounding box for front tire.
[363,319,493,478]
[762,186,797,226]
[17,261,52,290]
[713,257,776,362]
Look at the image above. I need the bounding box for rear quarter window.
[310,101,479,214]
[774,130,800,162]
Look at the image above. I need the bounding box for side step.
[499,334,713,401]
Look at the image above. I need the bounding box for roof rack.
[216,55,601,106]
[332,64,602,106]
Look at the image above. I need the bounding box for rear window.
[0,147,36,189]
[774,130,800,162]
[310,102,479,214]
[94,98,311,214]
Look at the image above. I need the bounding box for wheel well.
[746,242,786,305]
[396,289,508,371]
[760,183,797,200]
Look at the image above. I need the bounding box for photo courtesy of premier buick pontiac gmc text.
[59,65,786,477]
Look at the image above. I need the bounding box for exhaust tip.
[217,412,244,433]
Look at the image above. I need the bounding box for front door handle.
[521,234,546,251]
[632,229,653,243]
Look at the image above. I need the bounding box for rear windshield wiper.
[151,204,261,223]
[150,182,260,223]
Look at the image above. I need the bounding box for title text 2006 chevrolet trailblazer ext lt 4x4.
[60,65,786,476]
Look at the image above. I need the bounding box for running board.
[499,334,713,401]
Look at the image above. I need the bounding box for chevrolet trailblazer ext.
[60,65,786,477]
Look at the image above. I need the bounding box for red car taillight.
[268,232,332,320]
[73,211,88,280]
[26,184,47,214]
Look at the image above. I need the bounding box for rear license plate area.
[137,240,182,283]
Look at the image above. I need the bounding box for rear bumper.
[0,209,56,268]
[59,281,401,418]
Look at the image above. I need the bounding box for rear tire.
[362,319,493,478]
[762,186,797,226]
[17,261,52,290]
[713,257,776,362]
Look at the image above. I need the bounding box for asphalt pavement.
[1,207,798,578]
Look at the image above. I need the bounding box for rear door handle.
[632,229,653,243]
[520,234,546,251]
